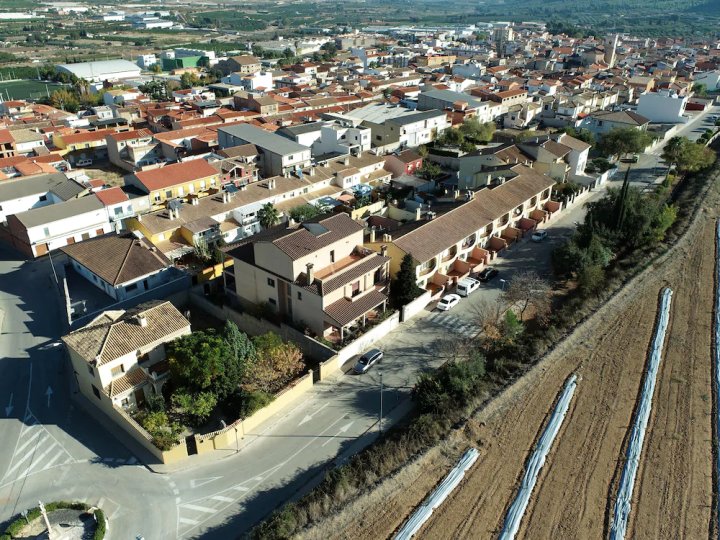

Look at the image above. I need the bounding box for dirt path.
[626,219,715,540]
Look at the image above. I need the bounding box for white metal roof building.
[56,59,142,83]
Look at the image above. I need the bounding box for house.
[106,129,159,171]
[54,128,116,165]
[218,123,312,177]
[0,100,31,118]
[128,159,222,208]
[62,301,190,411]
[636,89,688,123]
[384,149,423,178]
[10,128,46,156]
[0,172,86,223]
[219,55,262,75]
[277,118,371,158]
[6,194,113,258]
[61,233,176,301]
[580,110,650,136]
[417,89,494,123]
[95,186,137,224]
[366,165,556,293]
[224,213,391,342]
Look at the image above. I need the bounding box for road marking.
[181,504,216,514]
[17,442,58,477]
[211,495,234,503]
[5,392,13,416]
[179,517,199,525]
[45,386,53,408]
[298,402,330,426]
[190,476,222,489]
[43,451,65,469]
[321,421,355,447]
[13,428,43,455]
[230,485,249,492]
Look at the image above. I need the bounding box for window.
[178,186,184,196]
[297,291,302,300]
[114,206,123,216]
[91,385,101,399]
[126,283,138,292]
[43,227,50,237]
[82,232,90,240]
[87,365,94,376]
[351,281,360,297]
[39,195,47,202]
[121,397,129,407]
[288,155,294,161]
[267,278,275,287]
[165,190,172,199]
[330,250,335,263]
[154,194,161,202]
[111,364,125,377]
[268,298,277,305]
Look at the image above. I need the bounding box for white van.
[457,277,481,297]
[76,158,93,167]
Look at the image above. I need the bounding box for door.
[134,388,146,407]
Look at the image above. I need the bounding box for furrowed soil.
[301,200,718,540]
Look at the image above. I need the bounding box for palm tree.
[257,203,280,229]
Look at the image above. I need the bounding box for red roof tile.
[95,186,129,206]
[134,159,218,192]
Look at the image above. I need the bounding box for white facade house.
[7,195,113,258]
[222,71,274,91]
[693,70,720,91]
[218,123,312,177]
[136,54,157,69]
[637,89,688,123]
[0,173,84,223]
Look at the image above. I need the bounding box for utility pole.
[39,501,54,539]
[379,371,383,434]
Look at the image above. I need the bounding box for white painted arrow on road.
[45,386,53,408]
[190,476,223,489]
[321,421,354,447]
[5,393,13,416]
[298,402,329,427]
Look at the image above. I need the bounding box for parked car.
[477,267,499,282]
[76,158,93,167]
[353,348,383,374]
[531,230,548,242]
[437,293,461,311]
[621,154,639,163]
[456,277,481,297]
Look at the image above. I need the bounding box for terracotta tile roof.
[61,233,171,286]
[541,140,572,159]
[324,288,388,327]
[105,367,149,397]
[61,128,115,146]
[134,159,218,192]
[394,165,555,263]
[95,186,129,206]
[62,301,190,366]
[273,213,364,260]
[555,133,591,152]
[107,128,153,142]
[303,253,389,295]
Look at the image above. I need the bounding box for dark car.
[477,267,499,282]
[353,348,383,374]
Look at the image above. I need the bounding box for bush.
[3,502,91,538]
[94,509,106,540]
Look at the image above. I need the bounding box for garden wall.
[401,291,432,322]
[194,371,315,453]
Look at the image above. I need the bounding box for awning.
[530,208,548,222]
[324,289,388,327]
[545,200,561,213]
[518,217,537,231]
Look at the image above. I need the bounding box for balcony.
[418,259,437,277]
[441,246,458,263]
[461,234,477,250]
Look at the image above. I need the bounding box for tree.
[459,118,496,143]
[438,127,464,147]
[693,83,708,97]
[598,127,654,158]
[171,391,218,426]
[150,63,162,74]
[460,140,477,153]
[391,254,423,307]
[243,333,304,394]
[675,138,716,173]
[561,127,595,145]
[289,204,321,222]
[180,72,200,89]
[418,160,442,180]
[221,321,256,399]
[257,203,280,228]
[139,80,169,101]
[167,330,230,392]
[417,145,429,158]
[50,88,79,112]
[503,270,551,322]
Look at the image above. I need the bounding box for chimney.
[344,156,350,166]
[380,244,388,257]
[369,227,376,243]
[309,166,316,176]
[137,314,148,328]
[137,213,142,222]
[222,191,228,203]
[306,263,314,285]
[453,189,460,199]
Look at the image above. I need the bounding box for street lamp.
[499,278,507,291]
[379,371,384,434]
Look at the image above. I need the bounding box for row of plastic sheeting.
[609,287,674,540]
[715,221,720,536]
[498,373,578,540]
[394,447,480,540]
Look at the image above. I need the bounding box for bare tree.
[503,271,551,322]
[469,297,506,340]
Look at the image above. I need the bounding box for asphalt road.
[0,104,715,539]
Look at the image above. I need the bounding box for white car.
[531,230,548,242]
[437,294,461,311]
[456,277,480,297]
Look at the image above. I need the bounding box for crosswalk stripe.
[3,439,46,477]
[14,429,43,456]
[181,504,216,514]
[230,485,249,492]
[43,451,66,469]
[211,495,234,503]
[18,442,58,477]
[179,517,199,525]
